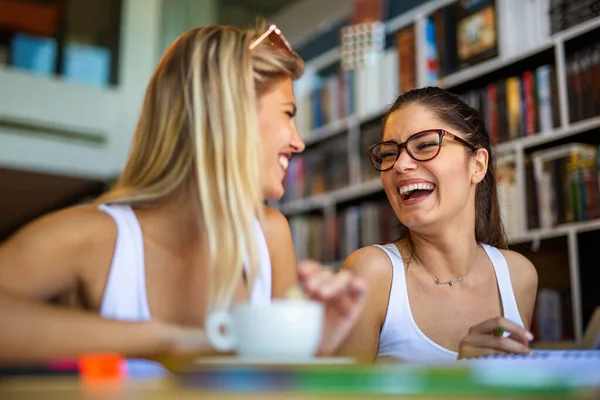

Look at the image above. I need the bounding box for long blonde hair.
[97,23,304,312]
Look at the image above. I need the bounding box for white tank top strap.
[97,203,151,321]
[370,243,402,343]
[371,244,413,358]
[248,218,272,305]
[481,244,524,327]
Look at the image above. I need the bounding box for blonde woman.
[0,24,366,364]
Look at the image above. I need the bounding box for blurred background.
[0,0,351,241]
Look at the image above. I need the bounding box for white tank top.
[374,243,524,363]
[97,203,272,322]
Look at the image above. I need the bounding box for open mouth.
[398,183,435,201]
[279,155,289,170]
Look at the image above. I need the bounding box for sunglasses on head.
[249,24,293,53]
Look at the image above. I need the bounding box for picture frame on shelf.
[455,0,499,69]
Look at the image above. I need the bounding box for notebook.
[465,350,600,388]
[463,308,600,388]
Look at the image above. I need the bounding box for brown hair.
[382,86,507,249]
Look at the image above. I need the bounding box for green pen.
[493,326,505,337]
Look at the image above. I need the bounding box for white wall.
[0,0,347,180]
[270,0,354,48]
[0,0,163,179]
[108,0,163,175]
[159,0,217,57]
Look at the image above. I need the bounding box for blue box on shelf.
[10,33,57,76]
[62,43,111,87]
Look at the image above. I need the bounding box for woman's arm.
[0,290,208,364]
[0,206,214,364]
[262,206,299,298]
[501,249,538,330]
[334,246,392,363]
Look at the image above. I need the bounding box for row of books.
[282,135,350,202]
[294,0,566,140]
[282,119,385,204]
[498,0,552,59]
[529,143,600,230]
[459,64,560,145]
[496,154,522,239]
[550,0,600,34]
[289,199,397,264]
[425,0,552,82]
[293,48,398,141]
[360,123,383,182]
[533,287,574,342]
[498,143,600,236]
[289,214,329,263]
[566,42,600,124]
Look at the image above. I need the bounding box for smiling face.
[257,77,305,201]
[380,103,487,233]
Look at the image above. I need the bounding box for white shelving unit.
[283,9,600,227]
[0,0,165,180]
[281,1,600,345]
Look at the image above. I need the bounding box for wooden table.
[2,363,599,400]
[2,376,596,400]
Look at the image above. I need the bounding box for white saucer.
[194,356,355,366]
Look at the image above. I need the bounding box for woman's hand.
[297,260,368,357]
[152,320,231,372]
[458,316,534,359]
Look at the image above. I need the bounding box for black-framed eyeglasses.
[249,24,293,53]
[367,129,477,172]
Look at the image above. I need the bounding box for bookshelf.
[279,0,600,349]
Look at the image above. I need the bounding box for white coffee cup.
[205,299,324,359]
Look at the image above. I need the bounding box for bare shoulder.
[499,249,538,328]
[2,204,116,252]
[261,206,297,297]
[499,249,538,291]
[261,206,291,238]
[339,245,395,341]
[0,204,118,299]
[342,245,393,290]
[260,206,293,254]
